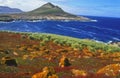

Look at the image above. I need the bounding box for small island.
[0,3,91,22]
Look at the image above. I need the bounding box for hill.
[0,6,23,14]
[22,2,91,21]
[27,2,75,17]
[0,2,91,21]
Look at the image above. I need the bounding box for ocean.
[0,16,120,43]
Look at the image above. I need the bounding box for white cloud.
[0,0,90,15]
[44,0,67,2]
[0,0,71,12]
[0,0,47,11]
[0,0,79,14]
[0,0,96,15]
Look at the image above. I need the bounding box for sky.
[0,0,120,17]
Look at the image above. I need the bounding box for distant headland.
[0,2,92,22]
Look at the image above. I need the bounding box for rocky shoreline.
[0,14,92,22]
[0,15,14,22]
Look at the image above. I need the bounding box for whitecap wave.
[113,37,120,41]
[91,20,98,22]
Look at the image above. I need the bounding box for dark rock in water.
[1,57,17,67]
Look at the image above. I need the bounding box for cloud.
[45,0,68,2]
[0,0,47,11]
[0,0,70,12]
[0,0,120,17]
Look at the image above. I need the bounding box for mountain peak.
[28,2,65,15]
[41,2,62,10]
[42,2,55,8]
[0,3,91,21]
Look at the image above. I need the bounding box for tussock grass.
[0,31,120,52]
[28,32,120,53]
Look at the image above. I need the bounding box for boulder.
[1,57,17,67]
[59,55,71,67]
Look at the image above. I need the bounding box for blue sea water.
[0,16,120,42]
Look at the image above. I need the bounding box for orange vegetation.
[32,67,58,78]
[0,32,120,78]
[97,64,120,76]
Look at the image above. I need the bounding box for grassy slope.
[27,32,120,52]
[26,3,75,17]
[1,31,120,52]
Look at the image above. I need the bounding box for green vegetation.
[0,66,19,73]
[0,31,120,52]
[0,3,90,21]
[27,2,71,16]
[28,33,120,53]
[0,31,120,78]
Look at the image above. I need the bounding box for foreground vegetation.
[27,32,120,52]
[0,31,120,78]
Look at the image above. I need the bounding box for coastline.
[0,14,93,22]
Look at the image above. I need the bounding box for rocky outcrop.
[0,15,13,22]
[1,57,17,67]
[10,15,90,21]
[59,55,71,67]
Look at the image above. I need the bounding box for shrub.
[2,31,119,53]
